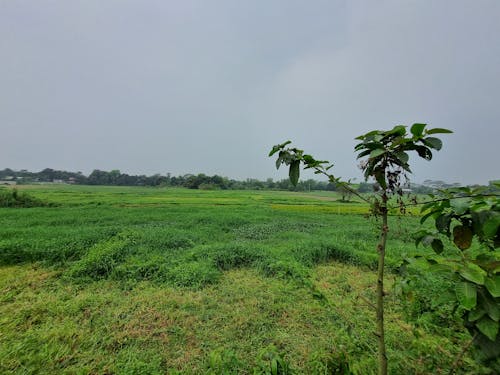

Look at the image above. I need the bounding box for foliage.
[2,168,338,191]
[0,186,490,373]
[0,188,52,208]
[253,346,291,375]
[354,124,452,195]
[270,123,451,375]
[412,186,500,366]
[66,231,137,280]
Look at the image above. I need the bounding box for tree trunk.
[376,192,388,375]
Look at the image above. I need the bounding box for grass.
[0,186,488,373]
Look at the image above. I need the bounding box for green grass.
[0,186,488,373]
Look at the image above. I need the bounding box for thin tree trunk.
[376,192,389,375]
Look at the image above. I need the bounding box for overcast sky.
[1,1,499,184]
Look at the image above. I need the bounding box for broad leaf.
[435,214,452,234]
[410,123,426,137]
[415,145,433,160]
[456,281,477,310]
[468,307,486,322]
[481,292,500,321]
[374,170,387,189]
[268,141,291,156]
[431,238,444,254]
[275,157,283,170]
[394,151,409,164]
[483,213,500,239]
[476,317,499,341]
[423,137,443,151]
[414,231,430,247]
[289,160,300,186]
[485,275,500,298]
[420,209,439,224]
[370,149,385,159]
[459,263,486,285]
[386,125,406,136]
[427,128,453,134]
[453,225,473,250]
[451,198,471,216]
[356,149,371,159]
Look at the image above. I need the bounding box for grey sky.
[1,1,499,184]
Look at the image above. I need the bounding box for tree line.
[1,168,497,194]
[0,168,336,191]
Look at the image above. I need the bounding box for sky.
[1,0,499,185]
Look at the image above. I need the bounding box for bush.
[209,243,264,271]
[0,188,52,208]
[66,231,136,279]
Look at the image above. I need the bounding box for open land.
[0,186,485,374]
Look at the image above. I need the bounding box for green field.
[0,186,485,374]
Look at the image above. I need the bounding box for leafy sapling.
[270,123,451,375]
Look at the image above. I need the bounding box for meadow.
[0,185,486,374]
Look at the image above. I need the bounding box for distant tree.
[358,182,373,193]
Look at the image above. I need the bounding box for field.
[0,186,485,374]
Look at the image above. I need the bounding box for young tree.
[269,123,451,375]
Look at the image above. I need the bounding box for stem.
[376,191,389,375]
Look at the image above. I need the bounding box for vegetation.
[0,187,52,208]
[1,168,338,191]
[411,186,500,371]
[0,186,494,373]
[5,168,494,194]
[270,124,453,374]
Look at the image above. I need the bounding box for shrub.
[66,231,136,279]
[0,188,52,208]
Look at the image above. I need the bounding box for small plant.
[253,345,291,375]
[206,349,242,374]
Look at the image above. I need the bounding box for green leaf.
[450,198,471,216]
[431,238,444,254]
[456,281,477,310]
[476,317,499,341]
[468,307,486,322]
[459,263,486,285]
[386,125,406,136]
[414,230,430,247]
[369,149,385,159]
[410,123,426,137]
[415,145,433,160]
[357,149,372,159]
[481,293,500,321]
[420,209,439,224]
[374,170,387,189]
[394,151,409,164]
[484,213,500,239]
[289,160,300,186]
[427,128,453,134]
[423,137,443,151]
[485,275,500,298]
[275,157,283,170]
[453,225,473,250]
[269,146,280,157]
[435,214,452,234]
[268,141,291,156]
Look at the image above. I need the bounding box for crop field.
[0,186,485,374]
